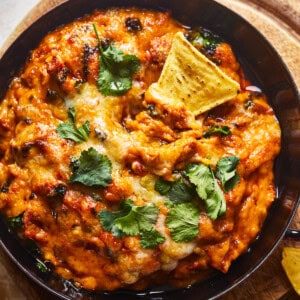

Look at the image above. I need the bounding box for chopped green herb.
[164,198,174,208]
[115,204,159,235]
[99,200,133,238]
[200,29,221,52]
[156,156,240,221]
[203,125,231,138]
[36,260,50,273]
[58,122,90,143]
[155,177,195,204]
[7,212,24,230]
[69,147,112,187]
[166,203,199,242]
[168,179,196,204]
[57,107,90,143]
[187,28,221,56]
[99,200,164,248]
[184,163,214,200]
[140,227,165,249]
[204,181,226,220]
[216,156,240,192]
[154,177,172,195]
[184,163,226,220]
[93,24,141,96]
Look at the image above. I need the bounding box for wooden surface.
[0,0,300,299]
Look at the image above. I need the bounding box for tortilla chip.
[147,32,240,115]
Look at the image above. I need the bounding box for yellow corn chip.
[147,32,240,115]
[282,247,300,295]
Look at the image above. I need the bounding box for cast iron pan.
[0,0,299,299]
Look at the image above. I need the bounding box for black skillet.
[0,0,299,299]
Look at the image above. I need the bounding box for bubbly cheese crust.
[0,8,281,291]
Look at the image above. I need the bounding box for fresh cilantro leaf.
[166,203,200,242]
[99,200,133,238]
[203,125,231,138]
[168,179,195,204]
[98,200,163,248]
[7,212,24,230]
[101,44,124,66]
[98,64,132,96]
[118,54,141,76]
[155,177,195,204]
[76,121,90,140]
[93,24,141,96]
[140,227,165,249]
[36,262,48,273]
[184,163,226,220]
[57,107,90,143]
[164,198,174,208]
[216,156,240,192]
[58,121,90,143]
[114,203,159,235]
[205,182,226,220]
[155,177,172,195]
[99,209,118,232]
[184,163,214,199]
[69,147,112,187]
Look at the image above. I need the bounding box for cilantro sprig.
[114,202,159,235]
[69,147,112,187]
[166,203,200,242]
[184,156,240,220]
[57,107,90,143]
[155,156,240,221]
[93,24,141,96]
[140,227,166,249]
[99,200,132,237]
[184,163,225,220]
[99,200,165,249]
[154,177,195,204]
[216,156,240,192]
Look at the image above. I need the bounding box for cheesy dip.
[0,8,281,291]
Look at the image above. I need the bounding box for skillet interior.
[0,0,299,299]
